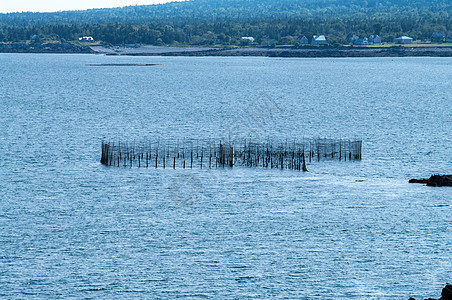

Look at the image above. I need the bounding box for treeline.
[0,0,450,46]
[1,0,450,25]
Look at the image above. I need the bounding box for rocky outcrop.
[0,43,94,53]
[409,178,428,184]
[409,175,452,186]
[442,284,452,300]
[409,284,452,300]
[426,175,452,187]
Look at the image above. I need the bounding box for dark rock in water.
[409,175,452,186]
[409,178,428,184]
[427,175,452,187]
[442,284,452,300]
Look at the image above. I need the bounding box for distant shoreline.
[134,47,452,58]
[1,43,452,58]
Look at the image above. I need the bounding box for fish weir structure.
[101,138,362,170]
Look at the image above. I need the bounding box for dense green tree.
[0,0,450,45]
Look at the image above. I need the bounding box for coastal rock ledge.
[409,284,452,300]
[409,175,452,187]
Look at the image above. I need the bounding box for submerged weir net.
[101,138,362,170]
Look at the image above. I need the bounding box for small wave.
[143,278,167,282]
[80,287,107,292]
[231,265,249,269]
[235,276,255,281]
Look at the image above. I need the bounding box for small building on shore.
[349,34,359,44]
[261,39,277,46]
[447,33,452,43]
[350,34,381,45]
[79,36,94,42]
[311,35,327,45]
[431,31,446,42]
[241,37,255,43]
[354,37,369,45]
[297,35,309,45]
[369,35,382,44]
[394,36,413,44]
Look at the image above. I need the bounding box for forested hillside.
[0,0,450,46]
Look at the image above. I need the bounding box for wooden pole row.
[101,138,362,170]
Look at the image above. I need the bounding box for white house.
[311,35,327,45]
[241,37,255,43]
[394,36,413,44]
[297,35,309,45]
[79,36,94,42]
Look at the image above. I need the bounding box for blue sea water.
[0,53,451,299]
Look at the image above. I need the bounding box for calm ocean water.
[0,53,451,299]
